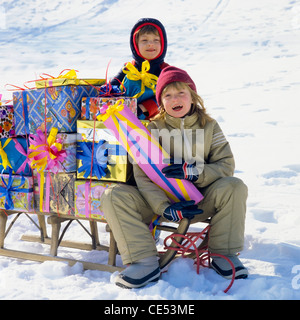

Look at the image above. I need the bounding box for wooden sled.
[0,210,210,274]
[0,210,123,272]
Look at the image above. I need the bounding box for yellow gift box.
[35,78,105,89]
[76,120,132,182]
[35,69,105,88]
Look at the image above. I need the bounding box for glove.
[163,200,203,222]
[98,84,122,95]
[137,104,149,120]
[162,158,199,182]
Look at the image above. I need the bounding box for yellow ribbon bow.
[122,60,158,98]
[34,69,80,88]
[57,69,78,79]
[97,99,125,122]
[0,139,12,170]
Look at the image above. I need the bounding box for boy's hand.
[137,104,149,120]
[162,158,199,182]
[163,201,203,222]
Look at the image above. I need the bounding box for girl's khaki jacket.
[133,111,235,216]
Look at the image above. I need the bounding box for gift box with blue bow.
[76,120,132,182]
[0,171,34,212]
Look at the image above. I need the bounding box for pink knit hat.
[156,66,197,106]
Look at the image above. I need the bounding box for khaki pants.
[100,177,248,265]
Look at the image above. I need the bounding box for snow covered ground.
[0,0,300,300]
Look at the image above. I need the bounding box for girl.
[101,66,248,289]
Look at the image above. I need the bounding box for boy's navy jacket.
[110,18,168,118]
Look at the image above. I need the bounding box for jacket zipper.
[181,118,192,162]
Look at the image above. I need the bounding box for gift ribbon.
[77,140,109,180]
[35,171,52,213]
[122,60,158,99]
[149,214,161,238]
[35,68,78,83]
[0,171,33,210]
[85,181,91,219]
[28,127,66,211]
[21,91,30,135]
[21,69,79,89]
[97,99,124,122]
[56,69,78,79]
[28,127,66,173]
[13,139,31,175]
[0,139,12,170]
[40,69,78,87]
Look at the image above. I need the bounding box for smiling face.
[137,32,161,60]
[161,82,193,118]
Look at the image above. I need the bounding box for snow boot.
[115,256,160,289]
[211,254,248,279]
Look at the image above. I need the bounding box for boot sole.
[211,260,248,280]
[115,267,161,289]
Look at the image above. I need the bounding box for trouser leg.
[195,177,248,255]
[100,184,157,265]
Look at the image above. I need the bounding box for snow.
[0,0,300,300]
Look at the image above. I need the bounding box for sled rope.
[162,225,235,293]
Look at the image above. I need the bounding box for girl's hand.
[163,200,203,222]
[162,158,199,182]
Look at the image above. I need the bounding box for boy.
[111,18,169,119]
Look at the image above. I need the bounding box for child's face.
[137,32,161,60]
[161,85,193,118]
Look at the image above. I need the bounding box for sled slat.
[21,234,110,252]
[0,248,124,272]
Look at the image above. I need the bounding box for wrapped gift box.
[13,85,101,135]
[0,104,15,138]
[54,133,77,172]
[97,102,204,204]
[28,131,77,173]
[35,78,105,89]
[81,96,137,120]
[121,61,157,104]
[74,180,117,221]
[33,171,75,215]
[0,174,34,212]
[0,137,32,176]
[76,120,132,182]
